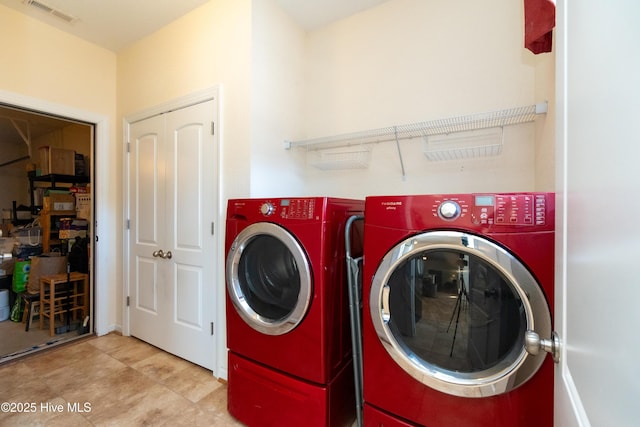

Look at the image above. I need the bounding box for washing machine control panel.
[259,202,276,216]
[258,199,317,219]
[432,194,548,226]
[491,194,547,226]
[437,200,461,220]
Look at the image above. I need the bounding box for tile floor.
[0,333,244,426]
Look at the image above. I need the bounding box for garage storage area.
[0,109,92,361]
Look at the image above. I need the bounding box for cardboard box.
[75,194,92,220]
[39,146,76,175]
[43,194,75,213]
[0,256,15,276]
[59,218,88,239]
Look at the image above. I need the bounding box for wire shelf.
[284,102,547,151]
[307,146,371,170]
[423,127,504,161]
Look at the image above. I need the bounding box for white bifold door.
[128,99,217,370]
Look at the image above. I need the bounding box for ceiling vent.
[22,0,78,24]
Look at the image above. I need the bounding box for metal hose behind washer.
[345,214,365,427]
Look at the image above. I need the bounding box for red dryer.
[225,197,364,427]
[362,193,556,426]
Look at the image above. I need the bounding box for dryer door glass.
[238,235,300,319]
[227,222,312,335]
[370,230,551,397]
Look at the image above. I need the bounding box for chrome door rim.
[369,230,551,397]
[226,222,312,335]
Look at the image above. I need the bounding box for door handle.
[525,330,560,363]
[152,249,172,259]
[381,285,391,323]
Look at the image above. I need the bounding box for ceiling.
[0,0,389,163]
[0,0,390,52]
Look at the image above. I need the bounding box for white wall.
[251,0,554,198]
[250,0,307,197]
[555,0,640,425]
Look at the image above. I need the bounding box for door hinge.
[127,296,130,307]
[210,322,214,335]
[127,142,130,153]
[126,219,130,230]
[211,222,214,235]
[211,122,215,135]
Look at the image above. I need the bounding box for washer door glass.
[227,222,312,335]
[370,230,551,397]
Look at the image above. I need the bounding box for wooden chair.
[21,292,42,332]
[39,272,89,336]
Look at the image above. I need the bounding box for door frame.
[0,89,109,336]
[122,86,224,376]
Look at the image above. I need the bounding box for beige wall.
[304,0,539,133]
[1,0,254,346]
[253,0,556,197]
[0,3,118,332]
[116,0,252,344]
[0,5,116,113]
[533,44,556,192]
[117,0,252,199]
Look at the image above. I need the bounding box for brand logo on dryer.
[381,201,403,211]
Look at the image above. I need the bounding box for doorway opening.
[0,102,95,363]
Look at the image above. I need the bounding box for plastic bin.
[0,289,9,321]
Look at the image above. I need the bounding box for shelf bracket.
[394,127,406,179]
[0,116,32,168]
[10,118,32,158]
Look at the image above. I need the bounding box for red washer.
[362,193,555,427]
[225,197,364,427]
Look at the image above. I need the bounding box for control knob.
[438,201,460,220]
[260,202,275,216]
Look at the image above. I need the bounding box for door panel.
[175,264,202,328]
[164,101,216,369]
[174,124,203,249]
[136,257,158,313]
[130,115,165,347]
[129,99,217,370]
[136,129,162,245]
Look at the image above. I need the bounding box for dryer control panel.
[257,198,317,220]
[432,193,548,226]
[277,198,316,220]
